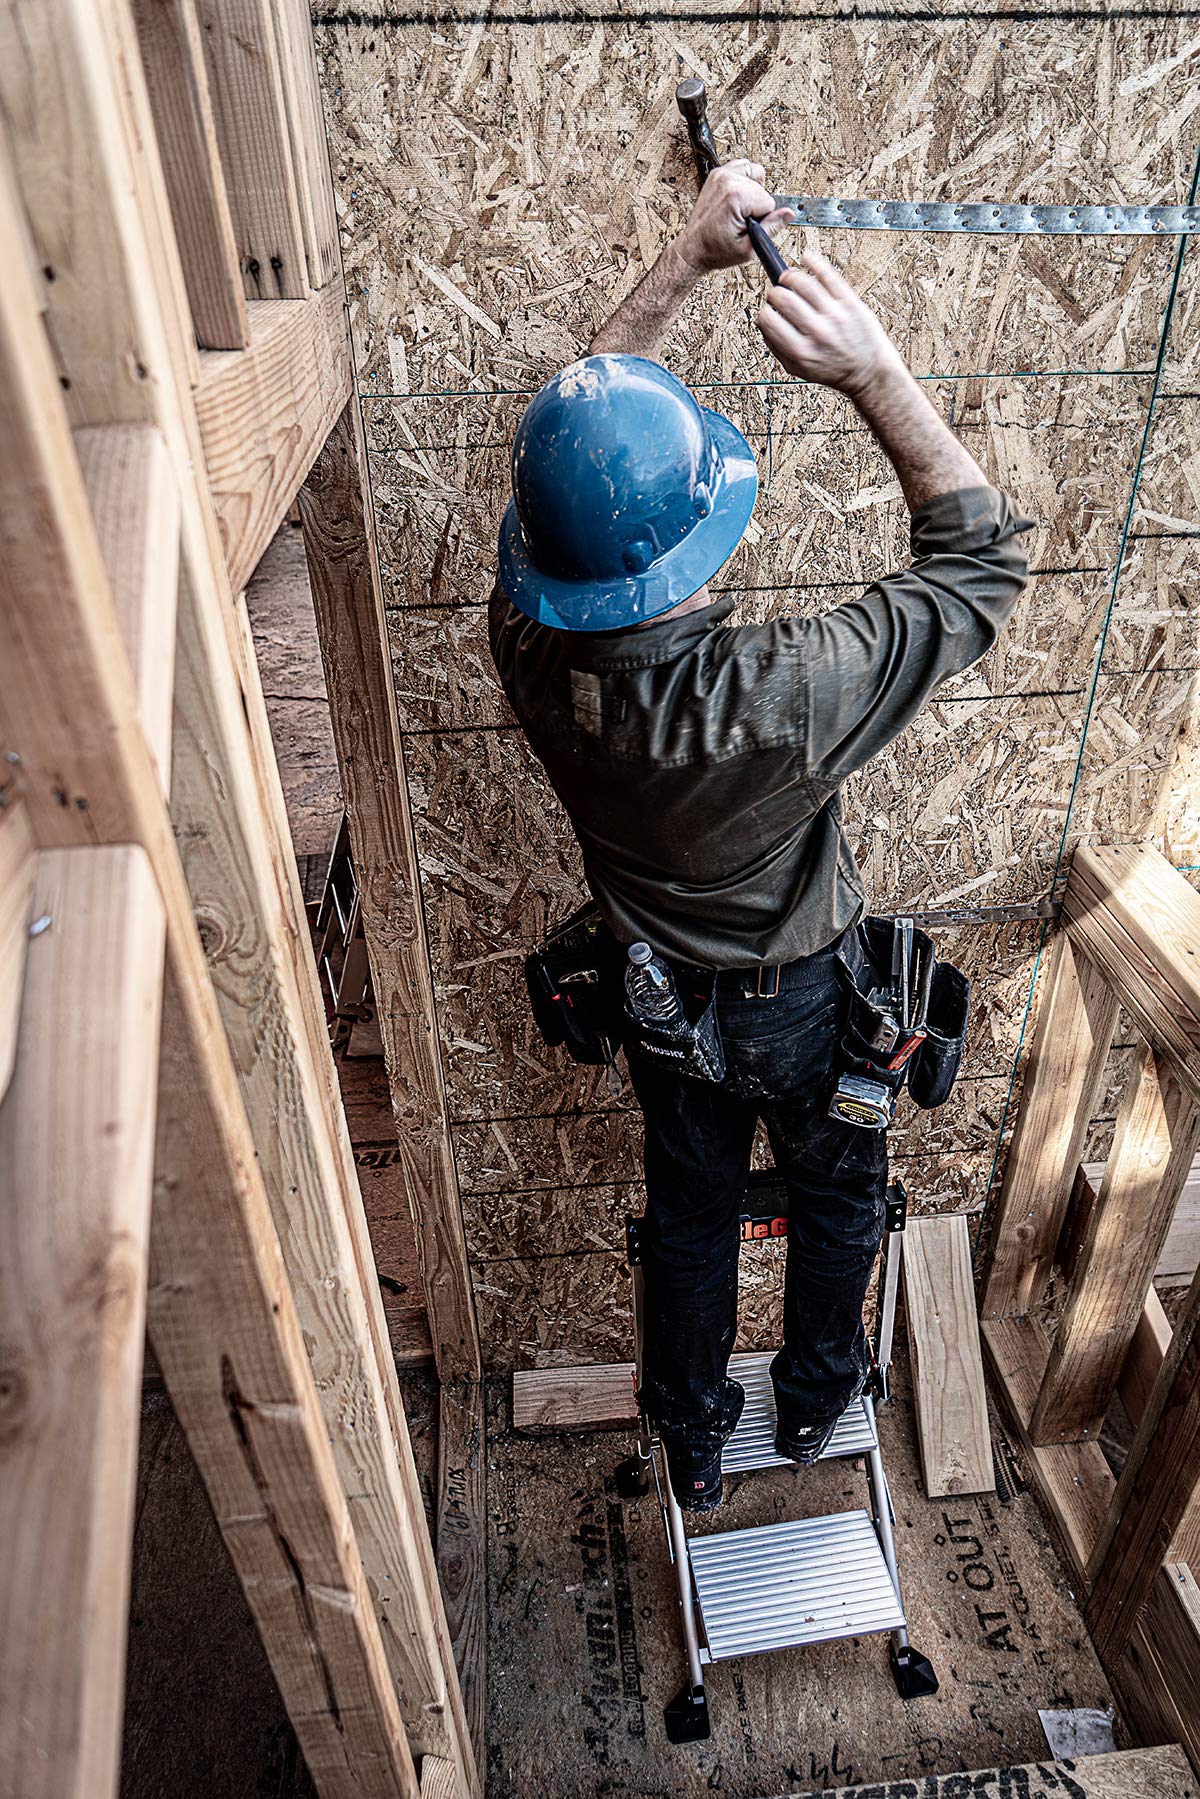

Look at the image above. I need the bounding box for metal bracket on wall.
[774,198,1200,236]
[878,898,1062,930]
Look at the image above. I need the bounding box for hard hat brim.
[497,406,758,632]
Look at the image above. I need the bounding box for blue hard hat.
[498,354,758,631]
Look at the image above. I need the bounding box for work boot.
[775,1372,867,1466]
[662,1379,744,1512]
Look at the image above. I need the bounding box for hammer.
[676,77,790,284]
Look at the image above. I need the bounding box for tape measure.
[774,198,1200,237]
[828,1072,896,1131]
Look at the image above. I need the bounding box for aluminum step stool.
[614,1172,939,1743]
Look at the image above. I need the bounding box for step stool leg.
[662,1457,710,1742]
[861,1394,939,1701]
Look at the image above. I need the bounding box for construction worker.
[490,164,1030,1510]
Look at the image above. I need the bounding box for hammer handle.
[746,216,788,285]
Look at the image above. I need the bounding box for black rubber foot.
[664,1681,711,1743]
[614,1454,652,1499]
[890,1643,940,1700]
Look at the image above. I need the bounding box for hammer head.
[675,76,708,123]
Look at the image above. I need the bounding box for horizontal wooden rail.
[195,283,351,589]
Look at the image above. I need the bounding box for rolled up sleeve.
[793,486,1032,787]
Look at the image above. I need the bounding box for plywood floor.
[123,1350,1138,1799]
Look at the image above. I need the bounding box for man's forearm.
[848,359,988,514]
[588,238,704,359]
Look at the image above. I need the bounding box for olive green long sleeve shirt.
[489,485,1031,969]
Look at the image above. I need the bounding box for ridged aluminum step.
[721,1352,876,1473]
[689,1509,905,1661]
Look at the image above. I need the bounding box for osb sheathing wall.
[312,6,1200,1370]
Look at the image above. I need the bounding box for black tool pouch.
[625,964,726,1085]
[524,901,625,1071]
[907,960,970,1110]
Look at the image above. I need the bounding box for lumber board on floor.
[194,284,351,592]
[191,0,308,300]
[0,800,34,1105]
[75,424,180,784]
[130,0,249,350]
[436,1381,486,1764]
[981,932,1118,1319]
[512,1362,639,1434]
[0,845,165,1799]
[1032,1048,1200,1445]
[903,1215,995,1497]
[781,1745,1198,1799]
[299,403,480,1381]
[981,1316,1113,1584]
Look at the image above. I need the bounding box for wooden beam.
[195,284,351,591]
[271,0,339,290]
[981,931,1118,1319]
[512,1363,638,1435]
[1032,1049,1200,1445]
[1117,1287,1200,1570]
[1087,1257,1200,1656]
[1065,854,1200,1107]
[151,957,419,1799]
[903,1216,994,1497]
[130,0,249,349]
[299,403,481,1381]
[75,425,180,782]
[1112,1566,1200,1776]
[981,1316,1114,1585]
[436,1381,486,1763]
[173,534,477,1785]
[420,1759,459,1799]
[0,800,34,1104]
[0,88,473,1798]
[0,844,165,1799]
[192,0,308,299]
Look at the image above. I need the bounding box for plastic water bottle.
[625,942,684,1025]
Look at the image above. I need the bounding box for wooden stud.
[980,1316,1114,1585]
[1117,1288,1200,1569]
[74,425,180,783]
[194,284,351,591]
[512,1363,639,1435]
[1113,1566,1200,1776]
[151,958,420,1799]
[0,800,34,1104]
[1087,1256,1200,1657]
[271,0,340,290]
[420,1759,459,1799]
[130,0,249,350]
[191,0,309,299]
[436,1381,487,1763]
[981,931,1118,1319]
[299,402,481,1382]
[903,1216,995,1498]
[0,844,166,1799]
[1031,1049,1200,1445]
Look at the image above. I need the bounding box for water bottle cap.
[627,941,653,965]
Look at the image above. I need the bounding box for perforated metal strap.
[774,197,1200,236]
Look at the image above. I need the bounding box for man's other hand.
[757,251,904,397]
[678,162,795,273]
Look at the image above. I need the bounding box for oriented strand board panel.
[791,1746,1198,1799]
[904,1215,996,1497]
[316,14,1200,1364]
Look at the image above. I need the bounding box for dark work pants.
[627,939,888,1449]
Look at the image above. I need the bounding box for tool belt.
[525,901,727,1087]
[830,917,970,1129]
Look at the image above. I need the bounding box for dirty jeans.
[627,937,888,1450]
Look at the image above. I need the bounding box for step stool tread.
[722,1352,876,1473]
[689,1509,904,1660]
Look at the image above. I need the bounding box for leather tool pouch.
[524,900,625,1067]
[907,960,970,1110]
[624,963,726,1085]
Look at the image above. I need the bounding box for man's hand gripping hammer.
[675,77,789,284]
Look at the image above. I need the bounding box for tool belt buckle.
[755,963,781,999]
